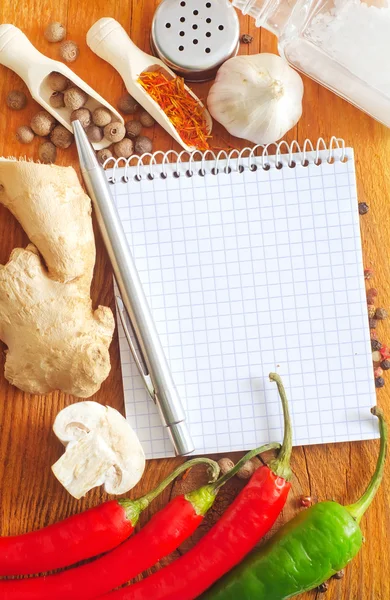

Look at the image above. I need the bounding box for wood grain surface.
[0,1,389,598]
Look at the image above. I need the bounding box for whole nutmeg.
[117,93,139,114]
[236,459,256,480]
[114,138,134,158]
[70,107,92,129]
[92,107,112,127]
[47,71,69,92]
[125,119,142,139]
[16,125,35,144]
[49,92,65,109]
[6,90,27,110]
[140,110,155,128]
[96,148,113,166]
[64,87,88,110]
[59,40,79,63]
[217,457,234,476]
[44,22,66,43]
[50,125,74,149]
[39,141,57,164]
[31,110,57,136]
[135,135,153,155]
[104,121,126,143]
[86,125,103,143]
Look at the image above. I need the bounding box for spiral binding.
[104,137,347,184]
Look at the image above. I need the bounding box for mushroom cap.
[53,401,145,496]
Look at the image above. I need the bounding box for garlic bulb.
[207,53,304,145]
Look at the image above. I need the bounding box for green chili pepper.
[202,406,387,600]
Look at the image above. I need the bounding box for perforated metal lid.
[151,0,240,82]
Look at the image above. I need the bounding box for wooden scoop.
[0,24,123,149]
[87,18,213,152]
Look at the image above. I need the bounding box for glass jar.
[231,0,390,127]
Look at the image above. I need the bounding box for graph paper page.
[107,148,377,459]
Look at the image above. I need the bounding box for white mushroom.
[52,402,145,499]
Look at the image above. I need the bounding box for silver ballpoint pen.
[73,120,194,456]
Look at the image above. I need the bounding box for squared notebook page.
[108,147,377,459]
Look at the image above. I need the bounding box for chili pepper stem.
[346,407,387,524]
[119,458,220,524]
[267,373,293,481]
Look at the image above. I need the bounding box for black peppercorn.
[375,377,385,388]
[371,339,382,351]
[358,202,369,215]
[380,359,390,370]
[317,581,329,593]
[333,569,345,580]
[369,318,378,329]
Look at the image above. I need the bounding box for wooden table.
[0,1,389,598]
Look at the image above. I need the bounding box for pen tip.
[73,120,99,171]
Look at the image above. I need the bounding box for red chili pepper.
[0,458,215,577]
[99,373,292,600]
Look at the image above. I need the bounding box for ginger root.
[0,159,114,397]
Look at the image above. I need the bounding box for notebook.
[105,138,377,459]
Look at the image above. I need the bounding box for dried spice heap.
[138,71,210,151]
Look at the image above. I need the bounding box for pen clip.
[115,295,156,402]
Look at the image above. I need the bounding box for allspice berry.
[70,107,92,129]
[6,90,27,110]
[96,148,113,166]
[59,40,79,63]
[86,125,103,143]
[64,87,88,110]
[39,141,57,164]
[140,110,155,127]
[47,71,69,92]
[114,138,134,158]
[44,22,66,43]
[16,125,35,144]
[125,120,142,139]
[135,135,153,155]
[217,458,234,476]
[50,125,74,149]
[236,459,256,480]
[117,93,139,114]
[104,121,126,143]
[92,107,112,127]
[49,92,65,108]
[31,110,57,136]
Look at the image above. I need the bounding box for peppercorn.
[70,108,92,129]
[371,339,382,351]
[86,125,103,143]
[64,87,88,111]
[44,22,66,43]
[367,288,378,302]
[59,40,79,63]
[375,307,388,320]
[380,345,390,359]
[47,71,69,92]
[6,90,27,110]
[92,107,112,127]
[358,202,369,215]
[31,111,57,136]
[217,457,234,477]
[38,141,57,164]
[317,581,329,593]
[369,318,378,329]
[50,125,74,149]
[96,148,113,166]
[49,91,65,108]
[16,125,35,144]
[125,120,142,139]
[104,121,126,143]
[375,377,385,388]
[364,268,374,280]
[300,496,314,508]
[368,305,376,318]
[237,459,256,480]
[333,569,345,580]
[113,138,134,159]
[374,367,383,378]
[372,351,382,365]
[241,33,253,44]
[381,359,390,370]
[139,110,155,127]
[117,93,139,114]
[135,135,153,154]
